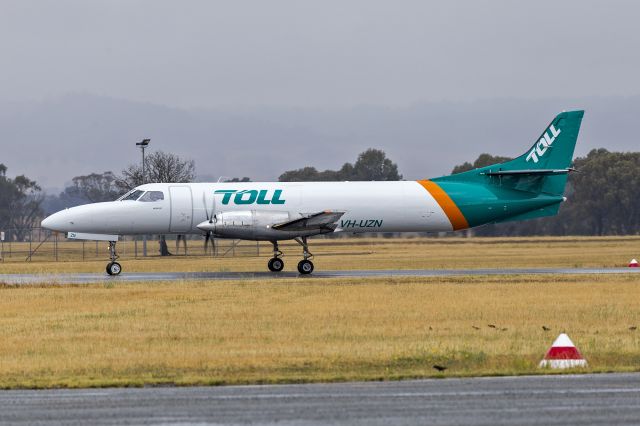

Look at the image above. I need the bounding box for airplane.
[42,110,584,276]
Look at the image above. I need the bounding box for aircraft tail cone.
[629,259,639,267]
[539,333,587,369]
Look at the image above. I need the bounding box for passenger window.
[139,191,165,202]
[121,190,144,201]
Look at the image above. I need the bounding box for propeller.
[202,192,217,254]
[202,192,218,223]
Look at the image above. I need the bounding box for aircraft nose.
[41,210,70,232]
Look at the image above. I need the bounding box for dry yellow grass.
[0,236,639,388]
[1,235,639,274]
[0,274,639,388]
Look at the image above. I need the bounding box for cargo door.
[169,186,193,233]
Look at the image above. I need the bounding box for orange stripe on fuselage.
[416,180,469,231]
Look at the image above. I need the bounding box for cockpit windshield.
[116,189,165,202]
[139,191,164,202]
[118,189,144,201]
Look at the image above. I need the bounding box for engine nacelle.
[197,210,315,240]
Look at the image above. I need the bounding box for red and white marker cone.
[629,259,639,267]
[539,333,587,369]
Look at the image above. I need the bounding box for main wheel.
[106,262,122,276]
[297,259,314,275]
[268,257,284,272]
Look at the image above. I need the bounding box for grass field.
[0,236,639,388]
[1,235,640,274]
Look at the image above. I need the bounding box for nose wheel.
[106,241,122,276]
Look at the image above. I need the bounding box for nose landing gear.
[106,241,122,276]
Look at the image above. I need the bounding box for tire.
[107,262,122,276]
[297,259,314,275]
[268,257,284,272]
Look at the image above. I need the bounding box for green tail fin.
[437,110,584,196]
[509,110,584,171]
[430,111,584,228]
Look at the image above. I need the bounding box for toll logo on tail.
[526,124,561,163]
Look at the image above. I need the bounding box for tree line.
[278,149,402,182]
[0,164,43,241]
[1,147,638,240]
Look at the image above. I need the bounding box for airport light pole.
[136,139,150,184]
[136,139,150,256]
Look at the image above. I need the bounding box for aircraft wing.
[272,211,345,232]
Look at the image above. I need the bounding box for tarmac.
[0,267,639,284]
[0,373,638,425]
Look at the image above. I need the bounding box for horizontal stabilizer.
[273,211,345,232]
[481,168,574,176]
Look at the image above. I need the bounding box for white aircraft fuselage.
[42,181,454,238]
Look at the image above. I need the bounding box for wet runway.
[0,267,639,284]
[0,373,639,425]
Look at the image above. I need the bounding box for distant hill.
[2,93,640,190]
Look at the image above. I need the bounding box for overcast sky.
[1,0,639,108]
[1,1,640,189]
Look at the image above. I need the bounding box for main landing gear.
[295,237,314,275]
[267,241,285,272]
[266,238,315,275]
[106,241,122,276]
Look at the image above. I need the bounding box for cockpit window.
[139,191,165,202]
[120,190,144,201]
[116,190,134,201]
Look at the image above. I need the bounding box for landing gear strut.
[268,241,284,272]
[106,241,122,276]
[266,238,315,274]
[295,237,314,275]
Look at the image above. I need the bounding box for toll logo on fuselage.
[215,189,286,205]
[526,124,561,164]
